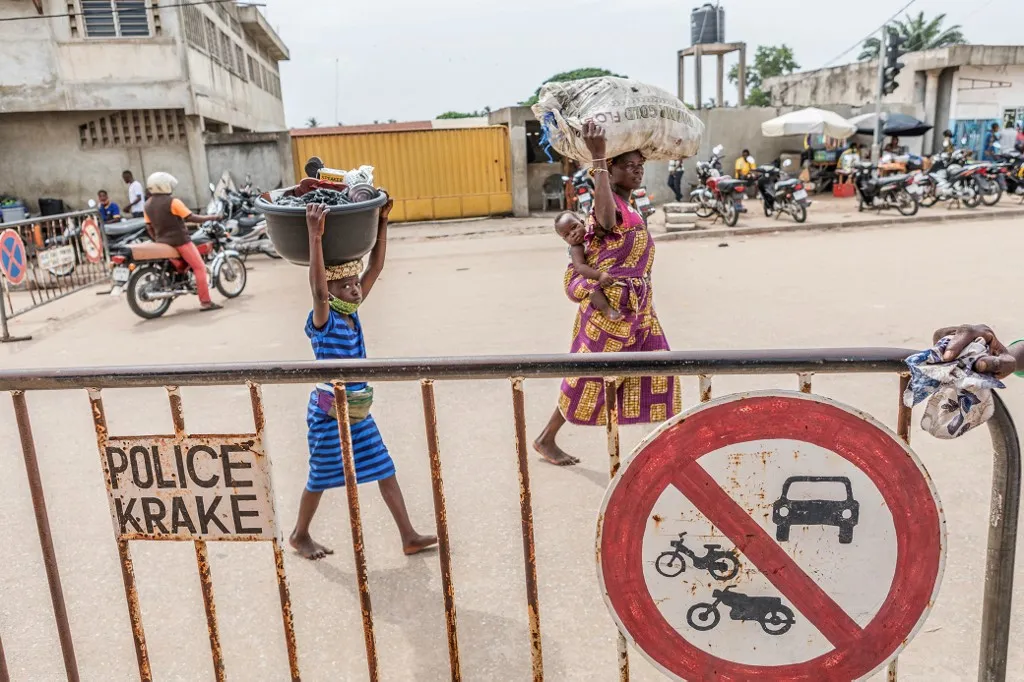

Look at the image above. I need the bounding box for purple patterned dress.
[558,193,681,426]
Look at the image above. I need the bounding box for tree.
[728,45,800,107]
[436,107,492,119]
[858,12,967,60]
[519,68,627,107]
[305,117,319,128]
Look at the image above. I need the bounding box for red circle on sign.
[0,228,27,286]
[597,391,945,681]
[81,217,104,264]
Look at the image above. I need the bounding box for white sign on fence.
[102,435,277,541]
[37,245,76,272]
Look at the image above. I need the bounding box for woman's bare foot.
[403,534,439,555]
[290,530,334,560]
[532,439,580,466]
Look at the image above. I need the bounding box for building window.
[79,109,187,148]
[219,30,233,71]
[248,55,258,84]
[234,45,246,80]
[81,0,150,38]
[182,5,205,50]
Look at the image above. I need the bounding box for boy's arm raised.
[307,203,331,329]
[360,192,393,301]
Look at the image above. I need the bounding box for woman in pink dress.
[534,122,681,465]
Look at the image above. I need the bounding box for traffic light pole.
[871,26,886,163]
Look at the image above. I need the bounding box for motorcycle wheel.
[722,201,738,227]
[760,606,795,636]
[791,203,807,224]
[686,603,721,632]
[126,266,172,319]
[981,181,1003,206]
[215,255,248,298]
[655,552,686,578]
[895,190,919,217]
[695,203,714,219]
[708,554,740,581]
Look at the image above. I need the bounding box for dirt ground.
[1,216,1023,681]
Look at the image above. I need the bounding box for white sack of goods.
[532,77,704,162]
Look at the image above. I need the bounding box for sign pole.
[871,26,887,163]
[0,276,31,343]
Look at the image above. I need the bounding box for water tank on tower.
[691,3,725,45]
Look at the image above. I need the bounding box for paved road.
[2,216,1023,680]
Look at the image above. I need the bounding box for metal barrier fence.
[0,209,109,343]
[0,349,1018,681]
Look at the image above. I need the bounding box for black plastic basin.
[256,188,386,266]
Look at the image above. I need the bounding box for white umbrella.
[761,107,857,139]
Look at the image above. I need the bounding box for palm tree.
[858,12,967,60]
[305,117,319,128]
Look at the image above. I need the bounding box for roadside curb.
[652,206,1024,242]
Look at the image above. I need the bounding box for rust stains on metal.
[247,380,267,433]
[510,378,544,681]
[604,378,622,479]
[194,540,226,681]
[333,382,380,681]
[617,631,630,681]
[651,514,663,529]
[420,379,462,681]
[116,538,153,681]
[887,657,898,681]
[11,390,81,682]
[798,372,813,394]
[0,629,8,682]
[897,373,912,445]
[698,374,713,403]
[166,385,186,436]
[271,539,302,681]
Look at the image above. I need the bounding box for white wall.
[187,50,285,131]
[951,65,1024,120]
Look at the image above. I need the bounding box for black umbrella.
[851,112,933,137]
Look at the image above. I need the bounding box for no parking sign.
[0,229,27,285]
[597,391,946,681]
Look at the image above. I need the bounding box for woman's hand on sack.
[583,121,607,160]
[933,324,1018,378]
[306,203,327,237]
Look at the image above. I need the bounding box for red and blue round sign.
[0,228,27,285]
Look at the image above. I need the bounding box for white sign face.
[102,435,277,541]
[38,245,76,271]
[597,392,946,682]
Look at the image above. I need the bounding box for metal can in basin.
[256,188,387,266]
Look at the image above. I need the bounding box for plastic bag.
[532,77,704,162]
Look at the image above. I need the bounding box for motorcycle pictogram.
[654,531,740,581]
[686,586,796,636]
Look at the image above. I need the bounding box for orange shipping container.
[291,126,513,223]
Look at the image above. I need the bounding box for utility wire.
[0,0,264,23]
[822,0,917,67]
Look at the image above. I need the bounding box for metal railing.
[0,348,1018,681]
[1,209,110,342]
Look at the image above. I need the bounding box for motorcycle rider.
[143,172,224,312]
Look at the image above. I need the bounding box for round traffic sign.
[597,391,945,681]
[81,216,104,264]
[0,228,27,285]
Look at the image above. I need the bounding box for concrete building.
[0,0,291,214]
[764,45,1024,156]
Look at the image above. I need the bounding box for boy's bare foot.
[591,290,623,321]
[290,531,334,560]
[403,534,439,555]
[533,439,580,466]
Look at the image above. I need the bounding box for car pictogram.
[772,475,859,544]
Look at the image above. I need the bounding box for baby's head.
[554,210,586,246]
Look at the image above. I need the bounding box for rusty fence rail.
[0,348,1018,681]
[1,209,110,343]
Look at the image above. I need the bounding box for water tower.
[677,3,746,109]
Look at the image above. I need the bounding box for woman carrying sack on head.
[143,172,223,311]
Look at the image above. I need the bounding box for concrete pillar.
[183,114,211,211]
[508,123,529,217]
[276,131,295,187]
[738,44,747,105]
[678,54,685,103]
[716,54,724,108]
[694,45,703,109]
[922,69,941,154]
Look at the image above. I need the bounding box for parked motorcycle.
[917,151,983,209]
[632,187,655,219]
[995,150,1024,199]
[110,221,246,319]
[571,168,594,216]
[705,174,747,227]
[690,145,726,219]
[654,532,740,581]
[751,160,810,223]
[206,181,279,259]
[852,162,920,215]
[686,586,796,636]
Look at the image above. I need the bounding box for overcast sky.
[261,0,1018,128]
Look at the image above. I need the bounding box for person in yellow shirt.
[734,149,753,178]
